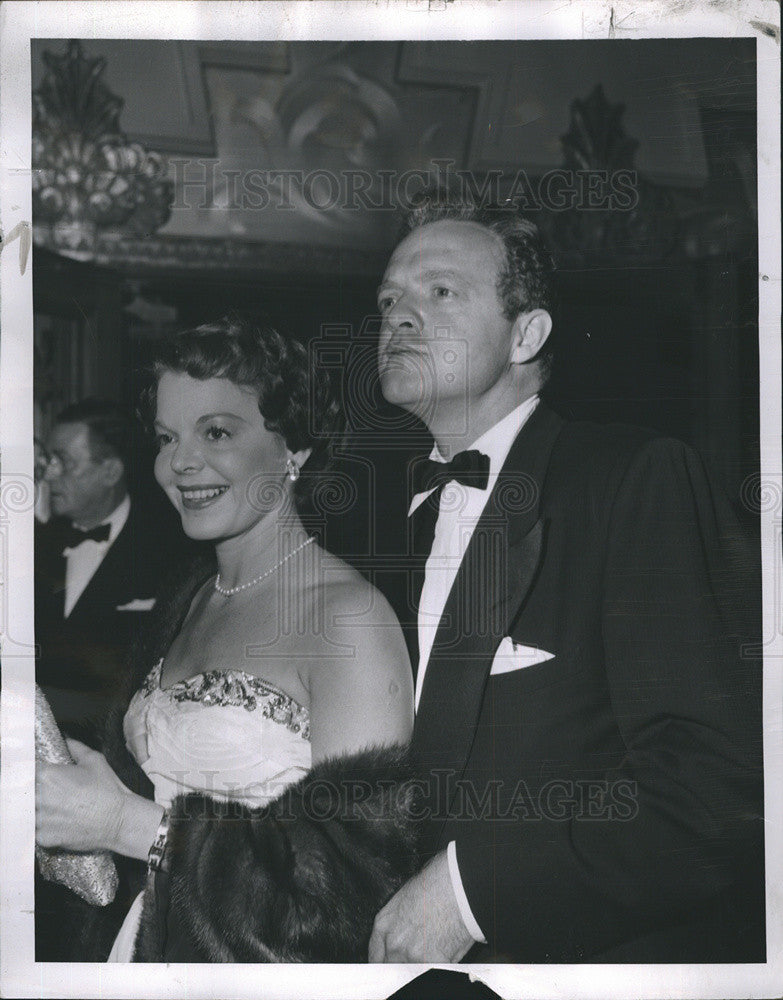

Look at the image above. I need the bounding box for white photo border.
[1,2,780,998]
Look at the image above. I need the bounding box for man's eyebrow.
[419,268,462,282]
[377,268,465,294]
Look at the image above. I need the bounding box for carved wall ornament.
[32,40,173,260]
[543,85,679,266]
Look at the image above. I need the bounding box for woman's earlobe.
[288,448,313,472]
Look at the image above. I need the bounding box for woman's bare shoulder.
[310,550,400,628]
[304,553,413,755]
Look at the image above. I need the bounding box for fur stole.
[133,744,419,962]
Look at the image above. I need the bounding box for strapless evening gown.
[108,658,311,962]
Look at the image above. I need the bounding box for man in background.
[35,398,184,747]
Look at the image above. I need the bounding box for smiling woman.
[143,316,340,521]
[152,371,299,543]
[35,315,417,962]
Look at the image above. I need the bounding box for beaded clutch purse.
[35,685,119,906]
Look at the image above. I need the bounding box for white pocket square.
[489,636,555,675]
[115,598,156,612]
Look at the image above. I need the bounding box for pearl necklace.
[214,536,315,596]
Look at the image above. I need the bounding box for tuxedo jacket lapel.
[67,509,136,623]
[412,405,563,808]
[35,519,68,624]
[43,551,66,622]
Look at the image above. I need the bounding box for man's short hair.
[400,187,557,380]
[55,398,131,473]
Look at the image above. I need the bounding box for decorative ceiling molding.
[89,233,386,277]
[30,41,757,271]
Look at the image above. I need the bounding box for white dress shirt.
[63,494,130,618]
[408,395,540,943]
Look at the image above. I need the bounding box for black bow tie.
[411,449,491,498]
[61,522,111,550]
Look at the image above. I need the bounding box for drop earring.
[286,458,300,482]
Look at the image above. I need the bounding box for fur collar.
[134,744,419,962]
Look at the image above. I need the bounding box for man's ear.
[101,456,125,487]
[510,310,552,365]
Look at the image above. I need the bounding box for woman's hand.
[36,739,132,853]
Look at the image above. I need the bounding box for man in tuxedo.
[35,398,178,748]
[368,191,764,963]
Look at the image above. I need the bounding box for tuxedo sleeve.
[454,438,764,960]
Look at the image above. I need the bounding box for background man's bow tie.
[62,522,111,550]
[412,449,491,497]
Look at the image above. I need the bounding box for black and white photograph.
[1,3,780,999]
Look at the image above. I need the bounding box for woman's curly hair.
[139,314,343,515]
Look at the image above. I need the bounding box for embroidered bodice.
[123,659,311,809]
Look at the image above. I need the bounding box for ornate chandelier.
[32,40,172,260]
